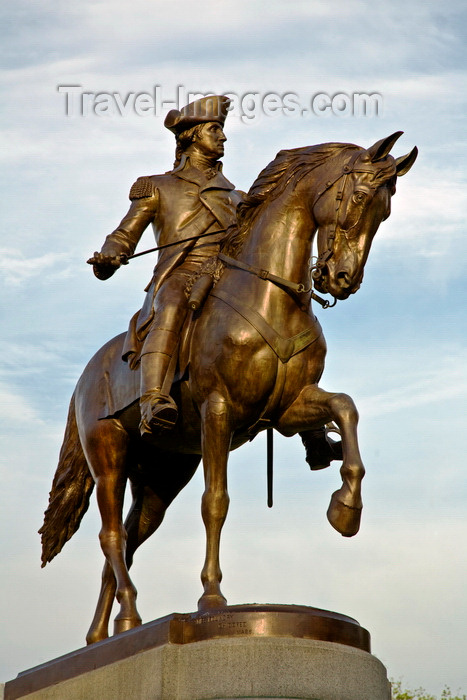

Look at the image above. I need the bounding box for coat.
[99,156,243,365]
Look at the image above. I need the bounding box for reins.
[111,151,376,510]
[118,228,228,263]
[116,153,371,305]
[217,252,334,309]
[117,228,337,308]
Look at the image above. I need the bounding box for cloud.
[359,359,467,417]
[379,171,465,238]
[0,249,72,286]
[0,381,41,425]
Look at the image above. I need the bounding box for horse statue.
[39,132,417,645]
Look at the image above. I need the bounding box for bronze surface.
[178,604,370,650]
[39,98,417,646]
[4,605,370,700]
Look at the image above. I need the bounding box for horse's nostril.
[337,271,351,288]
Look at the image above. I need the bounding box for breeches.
[141,270,191,356]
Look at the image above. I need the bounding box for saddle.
[99,255,322,419]
[97,261,221,420]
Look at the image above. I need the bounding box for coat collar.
[171,155,235,192]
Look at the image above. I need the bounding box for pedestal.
[3,604,391,700]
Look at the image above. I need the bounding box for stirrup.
[301,425,342,471]
[139,391,178,435]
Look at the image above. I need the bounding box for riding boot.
[139,329,179,436]
[300,425,343,470]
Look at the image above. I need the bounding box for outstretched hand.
[87,252,128,280]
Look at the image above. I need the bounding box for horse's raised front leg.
[198,391,232,612]
[277,385,365,537]
[81,419,142,637]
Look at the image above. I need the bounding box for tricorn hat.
[164,95,231,135]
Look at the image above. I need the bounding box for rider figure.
[89,95,243,437]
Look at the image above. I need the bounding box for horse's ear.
[367,131,403,162]
[395,146,418,176]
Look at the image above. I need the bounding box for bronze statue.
[40,112,417,645]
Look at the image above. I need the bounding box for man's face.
[194,122,227,160]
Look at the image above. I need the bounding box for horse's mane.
[223,142,359,257]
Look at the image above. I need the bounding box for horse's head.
[312,132,417,301]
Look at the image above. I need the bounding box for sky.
[1,0,466,695]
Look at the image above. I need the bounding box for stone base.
[4,605,391,700]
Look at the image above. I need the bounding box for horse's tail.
[39,392,94,567]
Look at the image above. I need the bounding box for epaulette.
[129,176,155,200]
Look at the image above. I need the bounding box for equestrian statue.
[39,95,417,644]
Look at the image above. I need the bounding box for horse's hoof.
[197,592,227,612]
[86,628,108,645]
[327,491,362,537]
[113,614,142,636]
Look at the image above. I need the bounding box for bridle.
[116,149,389,311]
[219,149,385,311]
[310,149,384,295]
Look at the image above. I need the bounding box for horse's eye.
[352,192,367,205]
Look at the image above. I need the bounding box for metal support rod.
[267,428,273,508]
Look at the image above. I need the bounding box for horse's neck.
[224,188,316,328]
[239,190,315,282]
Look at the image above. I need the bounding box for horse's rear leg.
[82,419,142,636]
[198,392,231,612]
[278,385,365,537]
[86,485,167,644]
[86,450,202,644]
[86,560,115,644]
